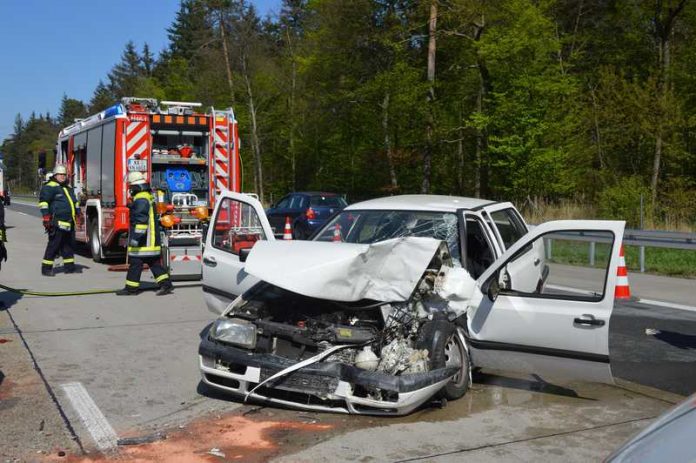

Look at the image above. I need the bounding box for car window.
[498,230,614,302]
[275,196,291,209]
[490,208,527,249]
[465,215,496,279]
[310,195,346,207]
[314,210,461,264]
[288,195,304,209]
[212,197,267,255]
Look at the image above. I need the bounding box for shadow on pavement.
[475,372,596,400]
[0,291,23,311]
[652,330,696,350]
[53,263,91,275]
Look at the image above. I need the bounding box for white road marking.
[61,382,118,450]
[546,284,696,313]
[636,298,696,313]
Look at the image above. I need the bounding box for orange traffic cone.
[614,245,631,299]
[283,217,293,240]
[332,223,342,242]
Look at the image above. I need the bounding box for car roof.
[287,191,341,197]
[345,195,496,212]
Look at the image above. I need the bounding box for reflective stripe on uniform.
[127,246,161,257]
[135,224,148,230]
[42,259,54,265]
[155,274,170,283]
[62,187,76,221]
[125,280,140,287]
[39,201,49,208]
[63,258,75,264]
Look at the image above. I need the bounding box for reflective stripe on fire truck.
[213,114,230,196]
[170,255,202,262]
[126,121,149,158]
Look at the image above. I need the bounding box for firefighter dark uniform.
[0,200,7,270]
[39,172,79,276]
[116,177,173,296]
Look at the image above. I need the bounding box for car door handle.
[574,314,605,327]
[534,258,541,266]
[202,256,217,267]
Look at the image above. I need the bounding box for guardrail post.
[545,238,552,260]
[589,241,595,267]
[640,246,645,273]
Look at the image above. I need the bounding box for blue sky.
[0,0,281,142]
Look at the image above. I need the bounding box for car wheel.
[293,224,308,240]
[418,315,470,401]
[439,331,469,400]
[88,218,103,263]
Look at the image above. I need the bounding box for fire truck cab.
[56,97,241,279]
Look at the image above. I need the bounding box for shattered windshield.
[314,209,461,264]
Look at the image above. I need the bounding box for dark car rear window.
[310,195,346,207]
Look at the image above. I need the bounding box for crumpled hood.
[244,237,443,302]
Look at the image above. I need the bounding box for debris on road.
[207,447,225,458]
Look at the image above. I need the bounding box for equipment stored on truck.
[55,98,241,279]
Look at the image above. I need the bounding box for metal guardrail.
[545,228,696,273]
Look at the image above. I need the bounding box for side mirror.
[486,274,500,302]
[239,247,252,263]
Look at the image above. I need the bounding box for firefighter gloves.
[42,215,52,232]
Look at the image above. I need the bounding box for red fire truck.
[55,98,241,279]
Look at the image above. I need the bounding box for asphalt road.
[1,202,694,462]
[611,300,696,396]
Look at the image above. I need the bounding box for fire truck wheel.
[89,218,103,263]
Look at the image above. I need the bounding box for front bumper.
[199,336,457,416]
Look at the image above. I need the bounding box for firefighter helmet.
[53,165,67,175]
[127,171,147,186]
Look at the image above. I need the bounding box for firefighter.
[39,165,79,276]
[116,171,173,296]
[0,199,7,270]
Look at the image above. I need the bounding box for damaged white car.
[199,192,625,415]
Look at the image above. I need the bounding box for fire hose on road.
[0,282,201,297]
[0,283,119,297]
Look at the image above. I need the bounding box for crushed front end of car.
[199,238,476,415]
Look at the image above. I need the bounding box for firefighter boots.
[115,288,140,296]
[156,281,174,296]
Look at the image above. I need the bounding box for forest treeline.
[2,0,696,228]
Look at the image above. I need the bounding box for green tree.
[89,80,115,112]
[57,94,88,127]
[108,41,144,98]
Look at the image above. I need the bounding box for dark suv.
[266,192,347,239]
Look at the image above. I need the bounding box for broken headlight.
[209,318,257,348]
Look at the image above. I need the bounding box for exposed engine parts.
[222,242,466,383]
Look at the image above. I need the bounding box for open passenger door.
[202,192,275,313]
[468,220,625,383]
